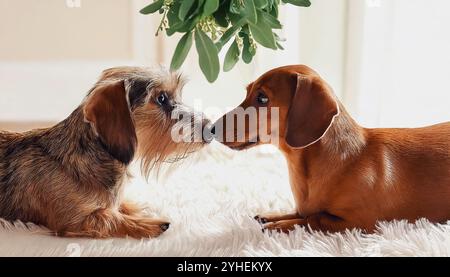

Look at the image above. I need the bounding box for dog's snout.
[160,223,170,232]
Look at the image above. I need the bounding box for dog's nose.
[160,223,170,232]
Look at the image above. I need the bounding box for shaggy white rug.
[1,142,449,257]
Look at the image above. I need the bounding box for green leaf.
[189,0,206,20]
[282,0,311,7]
[166,21,183,36]
[223,40,240,72]
[167,15,199,35]
[240,24,250,35]
[260,11,282,29]
[215,18,246,51]
[140,0,164,14]
[178,16,200,32]
[170,31,194,70]
[242,0,258,24]
[167,1,181,25]
[254,0,269,9]
[248,19,277,49]
[195,29,220,83]
[230,0,257,23]
[265,0,275,11]
[241,33,255,64]
[230,0,241,14]
[179,0,196,20]
[269,2,278,17]
[203,0,219,17]
[228,12,242,25]
[214,7,229,28]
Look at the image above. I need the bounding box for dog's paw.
[134,220,171,238]
[121,216,170,239]
[261,219,305,234]
[254,215,268,224]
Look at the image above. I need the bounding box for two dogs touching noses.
[0,64,449,238]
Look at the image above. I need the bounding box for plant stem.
[155,8,168,36]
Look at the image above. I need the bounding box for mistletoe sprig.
[140,0,311,82]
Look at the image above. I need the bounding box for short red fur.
[215,65,450,233]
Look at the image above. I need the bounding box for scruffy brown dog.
[0,67,211,238]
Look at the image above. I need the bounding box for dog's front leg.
[256,212,345,234]
[263,218,306,233]
[119,201,145,216]
[254,212,301,224]
[255,212,305,233]
[263,213,374,234]
[62,208,170,239]
[118,214,170,239]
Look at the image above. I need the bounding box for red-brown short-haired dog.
[213,65,450,233]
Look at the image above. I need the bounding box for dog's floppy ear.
[83,80,137,164]
[285,74,339,148]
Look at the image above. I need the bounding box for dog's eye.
[156,92,168,106]
[257,92,269,105]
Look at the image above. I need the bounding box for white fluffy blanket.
[1,142,449,257]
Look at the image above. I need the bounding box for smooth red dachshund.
[213,65,450,233]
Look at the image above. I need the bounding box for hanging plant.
[140,0,311,82]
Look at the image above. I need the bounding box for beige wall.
[0,0,132,60]
[0,0,348,123]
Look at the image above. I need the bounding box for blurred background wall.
[0,0,449,129]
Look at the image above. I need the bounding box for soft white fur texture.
[1,142,449,257]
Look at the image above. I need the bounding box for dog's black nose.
[160,223,170,231]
